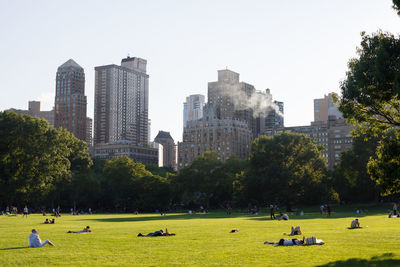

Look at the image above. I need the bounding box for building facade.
[314,93,334,123]
[183,94,205,128]
[6,101,54,127]
[86,117,93,147]
[94,56,149,146]
[54,59,87,141]
[178,105,252,169]
[154,131,177,171]
[92,140,158,165]
[284,92,354,170]
[327,116,353,170]
[207,70,283,138]
[284,121,329,160]
[178,69,283,169]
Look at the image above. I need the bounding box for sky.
[0,0,399,142]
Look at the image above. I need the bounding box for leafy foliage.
[368,129,400,195]
[333,136,381,202]
[393,0,400,15]
[0,111,91,206]
[245,133,334,209]
[336,31,400,138]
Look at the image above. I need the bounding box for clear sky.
[0,0,399,142]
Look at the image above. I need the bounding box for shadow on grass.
[78,204,392,223]
[80,210,391,223]
[0,246,28,251]
[79,212,247,223]
[317,253,400,266]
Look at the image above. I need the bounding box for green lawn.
[1,205,399,266]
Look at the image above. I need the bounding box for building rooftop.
[58,59,83,71]
[155,131,173,140]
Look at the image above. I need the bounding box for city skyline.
[1,0,399,142]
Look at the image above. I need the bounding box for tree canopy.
[0,111,91,206]
[245,132,334,210]
[367,130,400,195]
[333,136,380,202]
[336,30,400,137]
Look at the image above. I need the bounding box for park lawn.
[1,206,400,266]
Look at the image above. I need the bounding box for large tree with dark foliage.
[245,132,335,210]
[333,136,381,202]
[367,129,400,195]
[0,111,91,206]
[335,1,400,194]
[172,151,241,208]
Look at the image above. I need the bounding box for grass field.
[1,204,400,266]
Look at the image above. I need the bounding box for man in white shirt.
[28,229,55,248]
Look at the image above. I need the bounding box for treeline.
[0,111,387,212]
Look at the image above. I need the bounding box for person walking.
[23,206,28,218]
[270,204,276,219]
[327,204,332,217]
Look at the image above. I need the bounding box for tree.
[335,2,400,195]
[367,129,400,195]
[336,30,400,138]
[173,151,235,208]
[0,111,91,206]
[102,156,152,211]
[333,136,381,202]
[246,132,332,210]
[393,0,400,15]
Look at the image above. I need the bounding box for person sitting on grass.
[277,212,289,221]
[28,229,55,247]
[350,218,361,229]
[50,219,55,224]
[42,218,50,224]
[290,226,302,235]
[137,228,175,237]
[67,226,91,233]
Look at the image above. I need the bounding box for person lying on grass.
[349,218,361,229]
[264,236,305,246]
[28,229,55,247]
[230,228,239,233]
[290,226,302,235]
[264,236,324,246]
[67,226,91,233]
[137,228,175,237]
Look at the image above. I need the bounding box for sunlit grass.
[1,205,399,266]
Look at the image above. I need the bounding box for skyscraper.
[94,56,149,146]
[154,131,177,171]
[183,94,205,127]
[207,69,283,137]
[86,117,93,147]
[54,59,87,141]
[178,69,282,169]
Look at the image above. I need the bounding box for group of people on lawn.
[26,203,368,248]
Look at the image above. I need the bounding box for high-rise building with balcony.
[94,56,149,146]
[54,59,87,141]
